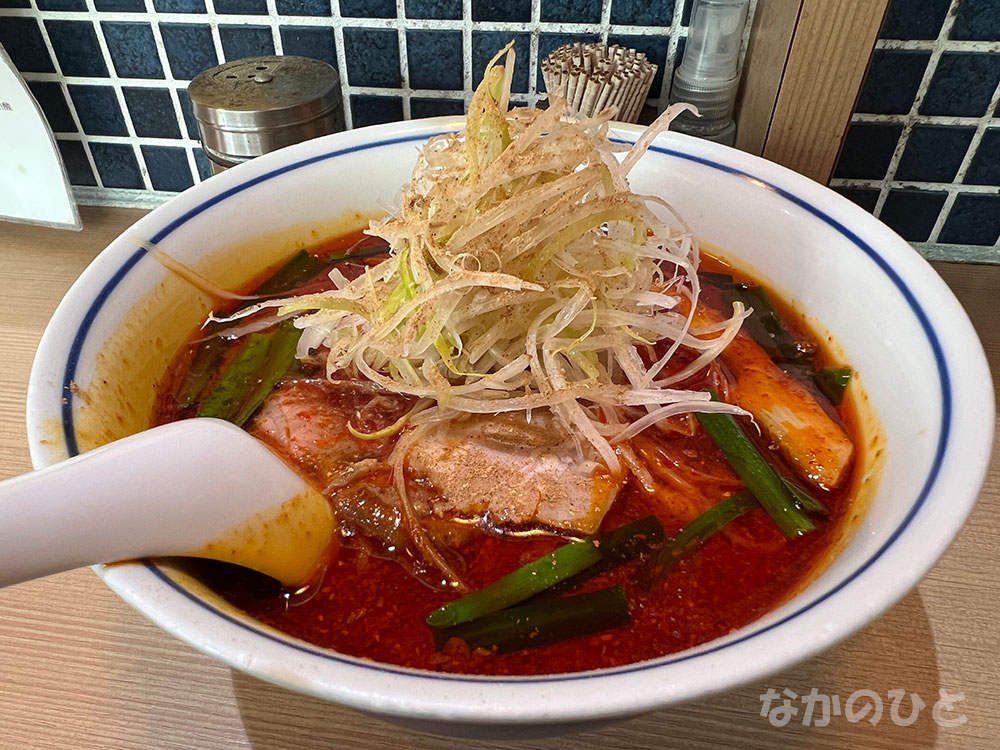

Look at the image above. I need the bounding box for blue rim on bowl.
[27,118,994,725]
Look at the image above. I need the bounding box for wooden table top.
[1,206,997,750]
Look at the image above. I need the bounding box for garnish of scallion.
[425,539,602,628]
[696,391,816,538]
[636,491,758,588]
[433,585,631,654]
[814,366,852,405]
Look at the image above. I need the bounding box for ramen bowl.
[25,117,994,734]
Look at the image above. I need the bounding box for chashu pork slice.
[406,411,622,535]
[248,378,413,488]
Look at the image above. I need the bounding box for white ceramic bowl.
[26,118,994,733]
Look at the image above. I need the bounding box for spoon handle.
[0,419,331,587]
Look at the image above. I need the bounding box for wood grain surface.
[1,207,997,749]
[762,0,890,184]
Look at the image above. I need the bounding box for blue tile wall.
[3,0,752,210]
[279,25,337,68]
[89,142,144,188]
[541,0,602,24]
[894,125,975,183]
[123,87,182,139]
[351,94,404,127]
[160,23,219,80]
[919,52,1000,117]
[213,0,267,13]
[36,0,86,10]
[276,0,330,17]
[0,17,55,73]
[28,81,76,133]
[342,28,400,87]
[57,140,97,186]
[834,123,903,180]
[140,145,194,191]
[473,0,530,23]
[879,189,948,242]
[102,22,164,79]
[45,20,109,78]
[219,25,276,61]
[939,195,1000,246]
[854,50,929,115]
[93,0,144,10]
[67,84,127,136]
[341,0,394,18]
[410,97,465,118]
[2,0,992,261]
[193,148,213,180]
[880,0,950,40]
[831,0,1000,260]
[951,0,1000,42]
[964,128,1000,186]
[611,0,674,27]
[152,0,205,13]
[832,187,880,213]
[405,0,461,19]
[407,30,463,91]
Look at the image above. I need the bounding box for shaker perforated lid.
[188,56,343,165]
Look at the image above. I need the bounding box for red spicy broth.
[154,232,864,676]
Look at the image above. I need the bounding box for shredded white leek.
[216,43,747,476]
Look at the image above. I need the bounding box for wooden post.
[736,0,890,184]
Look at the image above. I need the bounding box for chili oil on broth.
[152,230,879,677]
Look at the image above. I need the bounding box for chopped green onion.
[780,475,828,516]
[696,391,815,538]
[539,515,664,599]
[433,585,631,654]
[232,321,302,426]
[703,272,810,366]
[814,366,851,405]
[176,251,322,408]
[254,250,330,296]
[175,337,230,407]
[723,285,809,364]
[637,491,758,588]
[196,333,272,423]
[426,539,602,628]
[698,271,736,289]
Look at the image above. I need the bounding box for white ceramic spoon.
[0,418,335,588]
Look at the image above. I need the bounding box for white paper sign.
[0,45,81,230]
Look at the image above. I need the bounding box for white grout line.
[27,0,105,190]
[853,112,999,127]
[528,0,540,99]
[0,6,700,35]
[330,0,352,129]
[85,0,154,191]
[203,0,229,70]
[396,0,410,120]
[268,0,284,55]
[656,0,689,111]
[871,0,961,223]
[831,177,1000,195]
[461,0,472,112]
[953,75,1000,185]
[877,38,1000,53]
